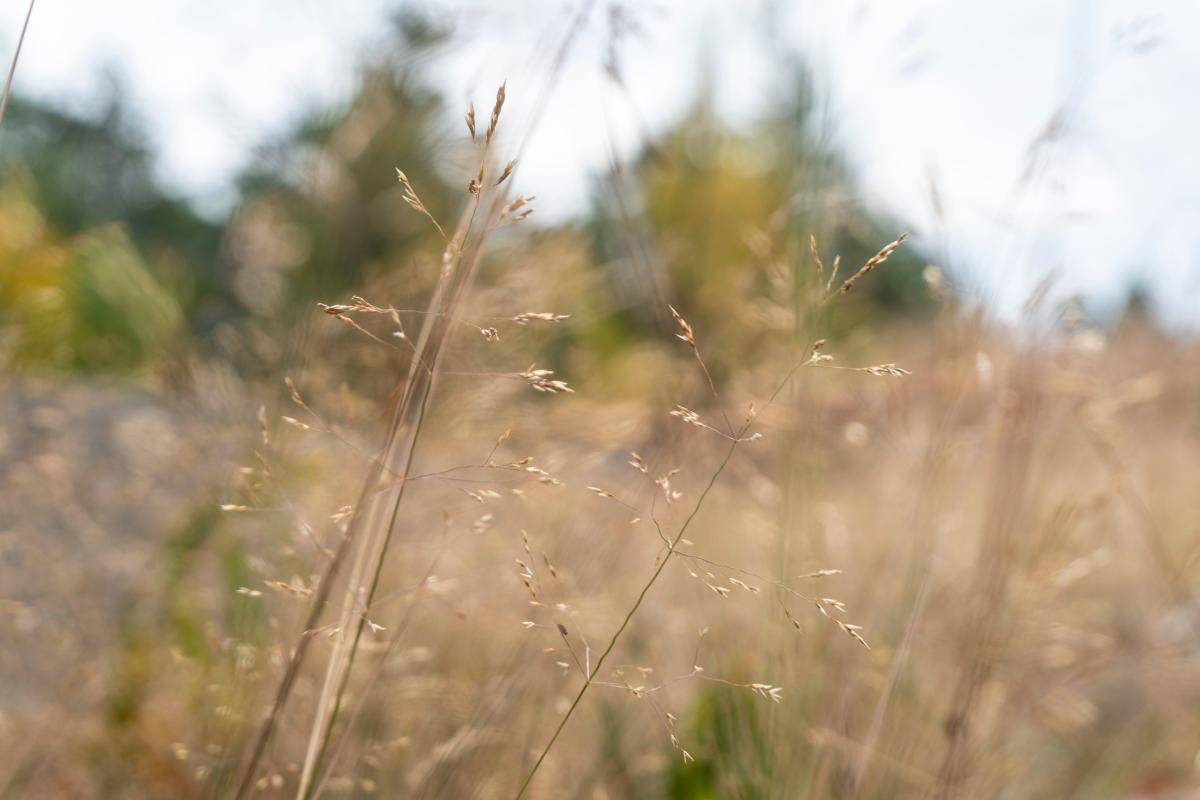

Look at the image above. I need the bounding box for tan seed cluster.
[486,82,506,146]
[840,232,910,294]
[858,363,912,377]
[519,364,574,394]
[500,195,536,222]
[669,404,702,426]
[395,169,447,239]
[668,305,696,348]
[511,312,570,325]
[495,159,517,187]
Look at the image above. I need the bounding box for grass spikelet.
[395,168,447,240]
[486,81,506,145]
[511,312,569,325]
[857,363,912,377]
[519,364,574,394]
[495,159,517,186]
[499,194,535,221]
[810,234,825,282]
[839,232,910,294]
[668,305,696,348]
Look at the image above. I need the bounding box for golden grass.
[3,80,1200,800]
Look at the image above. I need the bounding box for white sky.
[3,0,1198,325]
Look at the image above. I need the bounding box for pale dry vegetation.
[3,50,1200,800]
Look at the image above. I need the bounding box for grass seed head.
[495,159,517,186]
[668,305,696,347]
[839,232,910,294]
[486,81,506,145]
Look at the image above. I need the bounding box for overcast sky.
[3,0,1198,325]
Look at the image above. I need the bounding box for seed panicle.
[839,232,910,294]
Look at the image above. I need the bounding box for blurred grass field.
[2,9,1200,800]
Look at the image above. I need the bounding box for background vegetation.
[2,10,1197,800]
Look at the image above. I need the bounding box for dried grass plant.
[7,11,1200,800]
[208,80,1200,797]
[222,65,921,796]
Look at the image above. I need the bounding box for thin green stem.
[514,337,819,798]
[515,436,740,799]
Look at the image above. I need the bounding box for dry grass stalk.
[858,363,912,377]
[668,304,696,348]
[670,404,761,442]
[395,169,447,240]
[825,254,841,295]
[516,269,895,794]
[499,194,536,222]
[292,75,593,796]
[669,303,735,434]
[232,36,913,796]
[810,234,825,283]
[839,232,910,294]
[495,159,517,186]
[511,312,569,325]
[0,0,35,131]
[518,364,574,394]
[239,80,542,799]
[486,81,506,146]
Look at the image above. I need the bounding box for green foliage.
[232,20,455,312]
[0,94,221,265]
[666,686,773,799]
[0,204,184,372]
[161,501,224,665]
[0,94,221,374]
[70,227,185,370]
[588,73,931,377]
[1,29,932,386]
